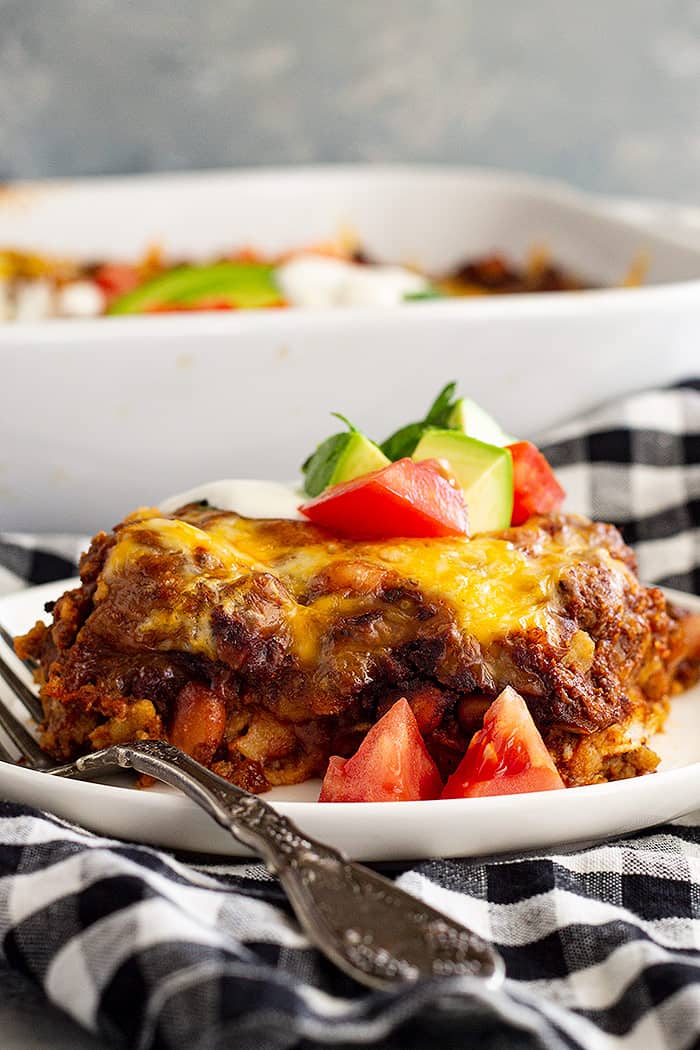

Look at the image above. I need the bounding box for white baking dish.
[1,165,699,532]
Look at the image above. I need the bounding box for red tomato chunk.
[441,687,565,798]
[319,698,443,802]
[93,263,142,301]
[508,441,566,525]
[300,458,469,539]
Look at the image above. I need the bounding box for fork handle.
[52,739,329,868]
[52,739,504,991]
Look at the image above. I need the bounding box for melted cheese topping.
[101,508,629,665]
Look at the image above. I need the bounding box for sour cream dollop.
[275,255,429,308]
[56,280,105,318]
[160,479,304,520]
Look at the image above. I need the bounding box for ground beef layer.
[16,506,699,792]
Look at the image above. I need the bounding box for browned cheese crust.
[16,506,699,792]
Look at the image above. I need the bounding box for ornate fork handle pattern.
[52,740,504,991]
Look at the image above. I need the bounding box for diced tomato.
[507,441,566,525]
[299,458,469,539]
[441,687,564,799]
[203,300,237,310]
[319,698,443,802]
[93,263,142,300]
[144,299,237,313]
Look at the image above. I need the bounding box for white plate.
[1,580,699,862]
[2,165,700,532]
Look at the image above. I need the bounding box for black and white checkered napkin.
[0,380,698,1050]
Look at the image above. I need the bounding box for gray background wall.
[1,0,699,202]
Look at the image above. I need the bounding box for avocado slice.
[413,429,513,533]
[448,397,516,447]
[107,261,282,314]
[302,415,389,497]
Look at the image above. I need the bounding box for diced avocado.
[380,382,458,461]
[412,429,513,533]
[302,415,389,497]
[332,432,390,485]
[447,397,516,447]
[107,262,281,314]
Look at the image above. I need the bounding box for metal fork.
[0,629,504,993]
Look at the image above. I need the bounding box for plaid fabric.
[0,380,699,1050]
[539,379,700,594]
[0,532,86,595]
[3,805,700,1050]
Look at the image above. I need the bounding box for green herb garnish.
[380,382,459,460]
[302,414,390,497]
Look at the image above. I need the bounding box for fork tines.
[0,623,50,768]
